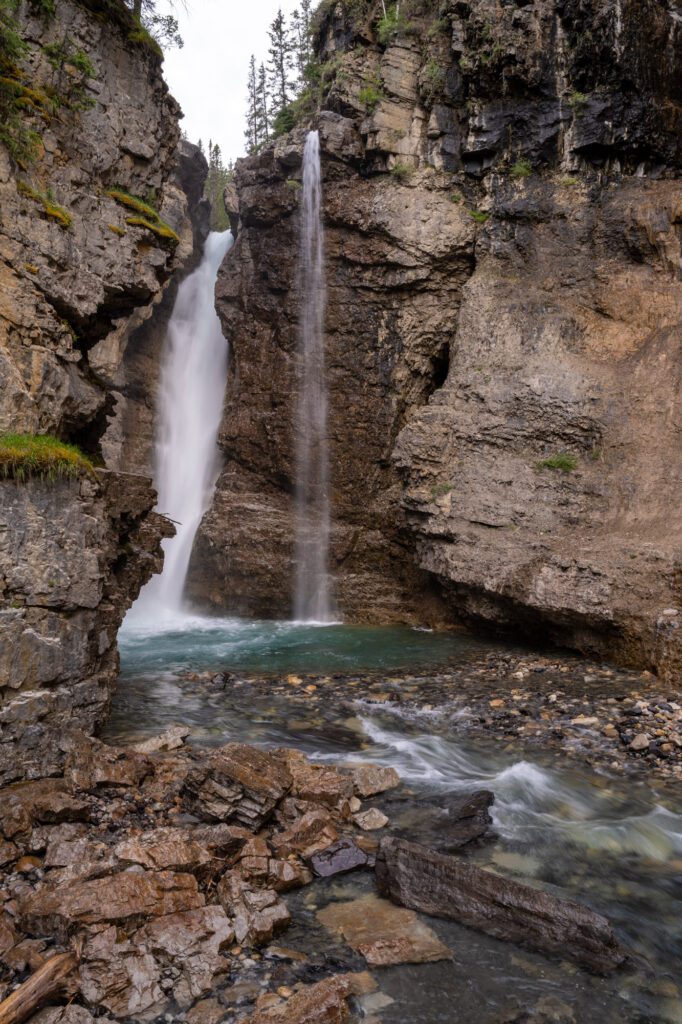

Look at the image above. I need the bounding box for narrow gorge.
[0,1,681,1023]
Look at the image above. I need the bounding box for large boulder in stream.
[375,837,627,974]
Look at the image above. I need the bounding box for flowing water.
[112,617,682,1024]
[131,230,233,618]
[294,130,333,623]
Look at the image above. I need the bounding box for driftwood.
[0,951,77,1024]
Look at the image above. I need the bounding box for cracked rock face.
[190,0,680,675]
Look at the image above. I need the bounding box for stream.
[109,616,682,1024]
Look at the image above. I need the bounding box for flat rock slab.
[245,973,373,1024]
[317,894,452,966]
[19,869,204,942]
[376,837,627,974]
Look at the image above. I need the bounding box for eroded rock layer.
[193,0,681,674]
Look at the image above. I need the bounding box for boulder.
[244,973,366,1024]
[279,750,354,812]
[353,808,389,831]
[307,838,370,878]
[439,789,494,849]
[376,838,627,974]
[79,925,164,1021]
[182,744,291,829]
[347,764,400,798]
[317,894,452,966]
[63,734,150,791]
[267,858,313,892]
[19,870,204,942]
[0,780,90,833]
[217,874,290,947]
[130,725,190,754]
[114,826,243,873]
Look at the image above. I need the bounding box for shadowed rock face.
[190,0,681,675]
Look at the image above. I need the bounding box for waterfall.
[293,130,334,623]
[132,230,233,620]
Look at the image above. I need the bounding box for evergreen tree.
[256,62,270,147]
[204,140,232,232]
[266,8,293,116]
[290,0,312,85]
[244,54,259,154]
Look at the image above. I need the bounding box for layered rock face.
[0,473,172,784]
[195,0,681,674]
[0,0,195,775]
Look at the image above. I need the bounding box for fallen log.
[375,837,628,974]
[0,951,77,1024]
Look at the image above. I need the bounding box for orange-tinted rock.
[270,810,339,859]
[183,744,291,829]
[279,750,354,812]
[347,764,400,798]
[20,869,204,942]
[244,974,363,1024]
[64,733,151,791]
[217,874,291,946]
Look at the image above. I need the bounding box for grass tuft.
[390,161,413,182]
[511,159,532,179]
[536,452,578,473]
[17,180,72,227]
[0,433,94,482]
[469,209,489,224]
[108,223,126,236]
[106,188,160,222]
[125,215,179,245]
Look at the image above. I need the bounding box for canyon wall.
[0,0,196,777]
[192,0,681,675]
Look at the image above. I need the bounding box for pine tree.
[266,8,293,117]
[290,0,313,85]
[256,62,270,147]
[244,54,259,154]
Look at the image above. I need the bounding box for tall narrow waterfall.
[293,130,334,623]
[133,230,233,619]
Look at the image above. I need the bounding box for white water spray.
[132,230,233,620]
[293,131,334,623]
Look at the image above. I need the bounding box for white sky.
[159,1,301,165]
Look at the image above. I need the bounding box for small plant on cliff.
[536,452,578,473]
[390,161,414,182]
[17,180,72,227]
[125,215,179,245]
[0,0,43,164]
[469,209,489,224]
[568,90,589,111]
[377,3,407,44]
[431,482,453,499]
[0,434,94,482]
[358,75,384,112]
[106,188,160,221]
[511,159,532,179]
[43,38,97,111]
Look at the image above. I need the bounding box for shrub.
[390,161,413,182]
[511,159,532,179]
[568,90,589,110]
[377,4,406,44]
[0,433,94,481]
[431,482,453,499]
[358,80,383,111]
[469,209,489,224]
[536,452,578,473]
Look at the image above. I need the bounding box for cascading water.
[131,230,233,620]
[294,130,334,623]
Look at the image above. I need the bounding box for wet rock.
[137,905,233,1007]
[347,764,400,798]
[499,994,576,1023]
[20,870,204,942]
[376,838,627,974]
[217,875,290,947]
[244,974,363,1024]
[307,838,370,878]
[353,808,389,831]
[0,912,18,954]
[0,780,90,831]
[630,733,651,752]
[130,726,191,754]
[186,997,227,1024]
[270,810,339,858]
[182,744,291,829]
[114,826,241,873]
[267,858,313,892]
[440,790,494,849]
[29,1007,102,1024]
[0,839,18,866]
[317,894,452,966]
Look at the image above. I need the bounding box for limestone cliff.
[0,0,196,776]
[195,0,681,675]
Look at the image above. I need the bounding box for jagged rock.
[79,925,164,1021]
[182,744,291,829]
[217,874,290,947]
[307,838,370,878]
[435,790,494,850]
[63,733,151,791]
[130,726,190,754]
[186,998,226,1024]
[29,1007,103,1024]
[347,764,400,798]
[267,858,313,892]
[114,828,215,872]
[317,894,452,966]
[136,905,233,1008]
[0,779,90,832]
[353,808,389,831]
[270,810,339,858]
[279,750,354,812]
[376,837,627,973]
[19,870,204,942]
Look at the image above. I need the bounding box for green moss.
[0,433,94,482]
[469,209,489,224]
[285,179,302,190]
[511,159,532,179]
[559,176,580,187]
[390,161,413,182]
[536,452,578,473]
[125,215,179,245]
[568,90,589,110]
[450,192,463,203]
[17,180,72,228]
